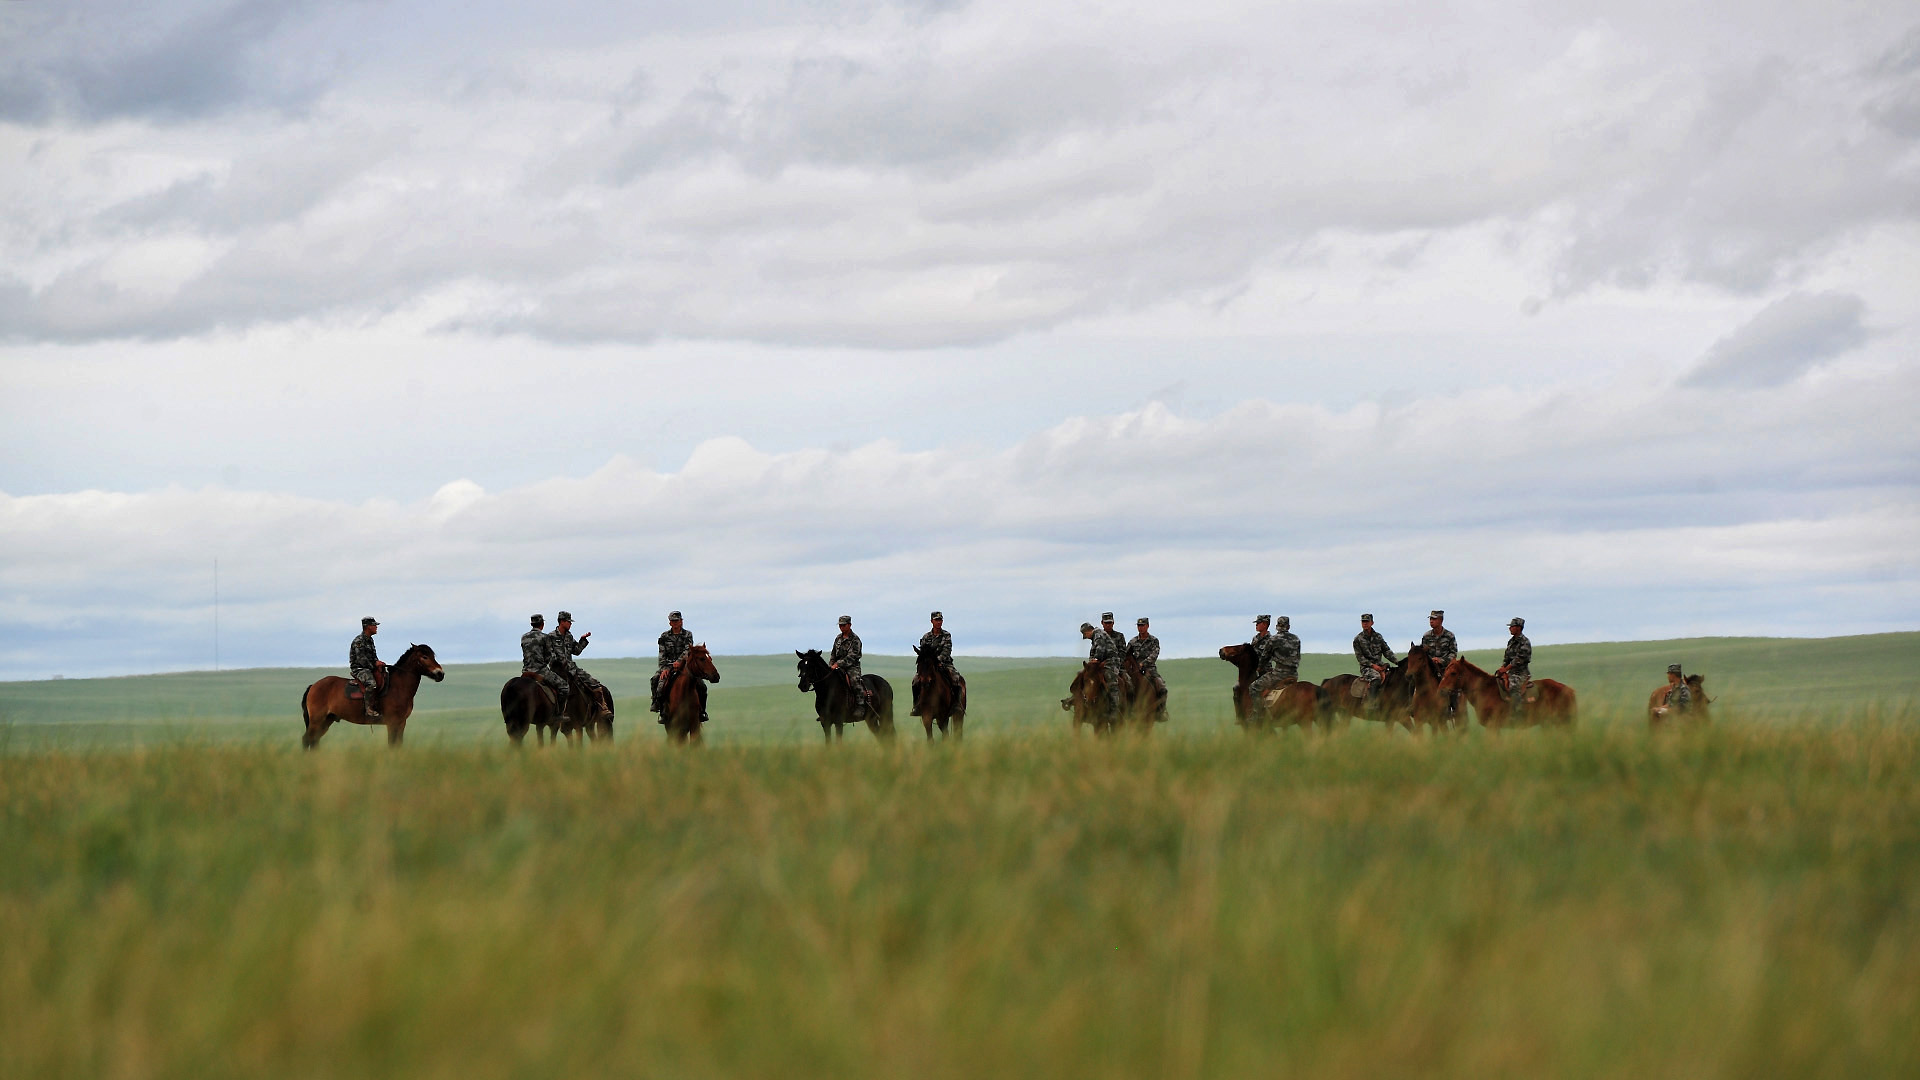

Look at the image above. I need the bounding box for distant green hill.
[2,634,1914,750]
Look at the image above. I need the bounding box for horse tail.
[299,683,312,730]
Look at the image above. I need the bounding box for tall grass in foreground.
[3,715,1917,1079]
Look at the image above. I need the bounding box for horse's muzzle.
[429,669,446,682]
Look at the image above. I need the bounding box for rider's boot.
[361,685,383,721]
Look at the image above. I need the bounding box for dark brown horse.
[1218,643,1259,726]
[1647,675,1710,730]
[912,645,966,740]
[1255,680,1327,731]
[1319,673,1368,723]
[1438,658,1577,729]
[552,678,616,745]
[1063,659,1121,735]
[1381,645,1450,732]
[796,649,895,741]
[1120,652,1164,731]
[300,643,445,748]
[662,644,720,743]
[499,674,561,746]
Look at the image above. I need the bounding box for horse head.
[403,643,446,682]
[795,649,824,692]
[689,644,720,682]
[1437,657,1465,691]
[1218,642,1257,677]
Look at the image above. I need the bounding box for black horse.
[499,674,560,746]
[795,649,895,742]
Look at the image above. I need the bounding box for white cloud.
[1683,291,1870,388]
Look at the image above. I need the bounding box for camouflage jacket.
[1127,633,1161,674]
[1250,629,1272,666]
[657,627,693,670]
[1666,680,1693,710]
[830,631,863,676]
[520,630,549,671]
[1353,629,1397,670]
[1089,630,1121,666]
[919,628,953,666]
[1420,628,1459,668]
[1102,628,1127,656]
[548,628,586,672]
[1267,631,1301,680]
[1502,634,1532,675]
[349,632,380,679]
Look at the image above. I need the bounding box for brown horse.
[662,644,720,743]
[1319,674,1368,723]
[1255,680,1327,731]
[499,674,561,746]
[1647,675,1710,730]
[913,645,967,740]
[300,643,445,748]
[1382,645,1450,732]
[553,678,616,745]
[1218,643,1259,727]
[1120,652,1163,731]
[1438,658,1577,729]
[1062,659,1122,735]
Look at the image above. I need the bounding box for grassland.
[2,634,1917,1078]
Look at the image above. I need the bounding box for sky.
[2,0,1916,679]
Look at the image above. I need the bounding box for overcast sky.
[2,0,1916,679]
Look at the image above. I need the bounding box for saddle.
[1348,678,1369,700]
[345,666,387,701]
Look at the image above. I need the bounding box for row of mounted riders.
[298,637,967,748]
[297,638,1709,749]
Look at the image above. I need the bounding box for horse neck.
[386,655,424,712]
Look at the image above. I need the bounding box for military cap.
[557,610,573,622]
[1137,617,1150,625]
[930,611,943,620]
[1361,613,1374,622]
[1255,614,1270,624]
[1101,612,1115,621]
[1079,621,1095,632]
[361,616,378,627]
[530,614,544,627]
[1509,617,1525,628]
[668,610,682,621]
[838,615,852,625]
[1430,610,1444,619]
[1667,663,1684,675]
[1275,616,1290,630]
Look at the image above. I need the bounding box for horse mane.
[1446,656,1490,677]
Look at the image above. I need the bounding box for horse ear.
[796,650,805,658]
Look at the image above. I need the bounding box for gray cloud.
[3,2,1917,346]
[1683,291,1871,388]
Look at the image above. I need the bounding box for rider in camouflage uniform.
[1496,617,1531,721]
[1082,621,1122,719]
[350,616,383,719]
[1662,663,1693,713]
[651,611,702,725]
[1420,610,1460,716]
[912,611,961,717]
[1128,617,1166,719]
[521,614,570,715]
[1352,614,1398,709]
[1250,615,1301,705]
[829,615,870,716]
[1100,613,1127,657]
[549,611,611,722]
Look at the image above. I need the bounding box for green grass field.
[2,635,1917,1078]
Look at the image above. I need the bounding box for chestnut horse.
[1381,645,1450,732]
[912,645,967,740]
[1438,658,1577,729]
[796,649,895,742]
[662,644,720,743]
[300,643,445,748]
[1062,659,1122,735]
[1256,680,1327,731]
[1319,674,1368,723]
[1647,675,1710,730]
[1121,651,1164,731]
[499,674,560,746]
[1218,643,1259,726]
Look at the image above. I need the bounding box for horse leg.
[387,720,404,747]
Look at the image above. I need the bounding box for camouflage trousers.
[350,668,382,712]
[528,669,570,709]
[1506,670,1528,717]
[1249,670,1295,698]
[1102,662,1123,716]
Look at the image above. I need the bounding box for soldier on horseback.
[350,616,384,720]
[1129,617,1167,719]
[1082,620,1122,719]
[829,615,872,717]
[1661,663,1693,713]
[1421,610,1460,716]
[1353,614,1398,711]
[1249,614,1301,713]
[549,611,612,724]
[651,611,705,726]
[1495,617,1531,721]
[521,614,569,716]
[911,611,961,718]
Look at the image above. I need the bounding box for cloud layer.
[3,1,1917,346]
